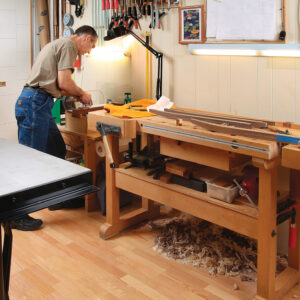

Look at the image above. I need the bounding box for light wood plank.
[115,167,258,238]
[138,117,279,160]
[8,208,300,299]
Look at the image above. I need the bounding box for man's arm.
[57,69,92,105]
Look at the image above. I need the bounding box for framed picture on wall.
[179,5,205,44]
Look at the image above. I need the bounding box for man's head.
[72,25,98,55]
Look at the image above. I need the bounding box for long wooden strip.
[191,119,300,145]
[70,105,104,117]
[166,108,271,128]
[149,109,253,128]
[190,119,278,142]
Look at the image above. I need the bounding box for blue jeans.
[15,88,66,159]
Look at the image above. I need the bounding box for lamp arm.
[156,55,162,100]
[126,29,163,100]
[126,29,162,59]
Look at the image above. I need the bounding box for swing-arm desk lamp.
[104,26,163,100]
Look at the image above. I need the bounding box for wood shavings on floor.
[146,214,287,281]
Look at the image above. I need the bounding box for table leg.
[289,169,300,270]
[3,224,12,297]
[256,165,277,300]
[0,223,12,300]
[84,138,101,212]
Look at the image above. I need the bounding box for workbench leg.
[289,169,300,270]
[100,135,120,239]
[256,165,277,300]
[84,138,101,212]
[99,135,160,240]
[140,133,160,217]
[142,198,160,219]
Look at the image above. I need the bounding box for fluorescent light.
[260,50,300,57]
[189,44,300,57]
[193,49,258,56]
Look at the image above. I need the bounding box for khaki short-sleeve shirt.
[26,37,78,98]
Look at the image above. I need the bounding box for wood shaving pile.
[147,215,287,281]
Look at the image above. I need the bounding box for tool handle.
[142,4,146,15]
[111,0,115,9]
[109,18,115,29]
[147,4,151,15]
[268,125,290,135]
[289,224,296,249]
[102,0,106,10]
[115,0,119,9]
[133,6,137,17]
[128,6,132,16]
[102,135,115,168]
[106,0,110,9]
[158,12,165,29]
[134,19,138,29]
[128,19,134,29]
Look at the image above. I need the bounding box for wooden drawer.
[160,137,250,171]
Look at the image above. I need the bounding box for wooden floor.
[8,207,300,300]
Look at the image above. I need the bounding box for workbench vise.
[96,122,121,168]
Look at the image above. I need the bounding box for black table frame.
[0,172,98,299]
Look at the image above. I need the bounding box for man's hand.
[58,70,92,105]
[80,92,92,106]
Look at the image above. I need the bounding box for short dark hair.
[75,25,98,39]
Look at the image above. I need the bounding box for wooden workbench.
[88,109,300,300]
[58,125,102,212]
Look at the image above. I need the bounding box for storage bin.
[206,176,239,203]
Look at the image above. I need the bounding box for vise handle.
[96,122,121,168]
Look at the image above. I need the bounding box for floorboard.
[7,207,300,299]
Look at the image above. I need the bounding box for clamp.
[233,179,258,211]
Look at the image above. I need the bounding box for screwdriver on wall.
[114,0,120,26]
[128,0,132,17]
[142,0,147,15]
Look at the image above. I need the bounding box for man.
[13,25,98,231]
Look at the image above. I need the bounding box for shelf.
[115,166,258,239]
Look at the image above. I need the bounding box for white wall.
[70,0,300,123]
[1,0,300,140]
[130,0,300,123]
[71,3,132,104]
[0,0,31,141]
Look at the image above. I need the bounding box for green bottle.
[124,92,131,104]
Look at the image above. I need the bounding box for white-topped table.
[0,138,97,299]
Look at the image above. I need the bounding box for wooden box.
[65,111,87,134]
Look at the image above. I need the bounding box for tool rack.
[88,108,300,300]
